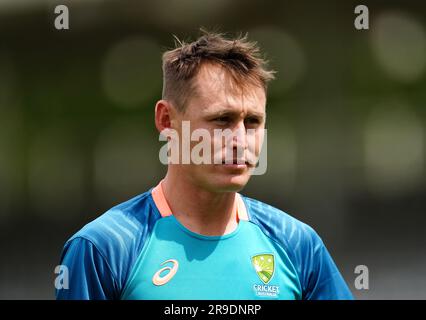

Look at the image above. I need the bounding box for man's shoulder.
[241,195,323,253]
[58,189,162,296]
[242,196,353,300]
[67,189,161,252]
[61,189,162,289]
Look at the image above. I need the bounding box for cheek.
[256,130,265,153]
[247,129,264,156]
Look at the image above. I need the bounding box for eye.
[244,117,261,125]
[213,116,231,124]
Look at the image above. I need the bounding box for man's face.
[171,63,266,193]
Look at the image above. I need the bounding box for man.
[56,31,353,300]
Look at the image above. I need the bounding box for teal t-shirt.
[56,182,353,300]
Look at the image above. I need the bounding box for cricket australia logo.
[251,254,280,298]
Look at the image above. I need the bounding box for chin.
[191,165,252,193]
[209,174,250,193]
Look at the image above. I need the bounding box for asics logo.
[152,259,179,286]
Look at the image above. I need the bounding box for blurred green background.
[0,0,425,299]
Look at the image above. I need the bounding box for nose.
[232,120,248,151]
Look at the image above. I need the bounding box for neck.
[161,170,238,236]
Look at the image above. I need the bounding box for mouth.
[220,159,255,168]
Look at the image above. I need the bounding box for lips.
[222,158,245,163]
[221,159,255,167]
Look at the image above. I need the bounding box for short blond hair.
[162,30,275,111]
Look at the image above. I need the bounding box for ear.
[155,100,175,133]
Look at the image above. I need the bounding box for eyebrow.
[203,108,265,120]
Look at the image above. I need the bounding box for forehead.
[188,63,266,113]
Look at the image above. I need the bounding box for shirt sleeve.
[55,237,119,300]
[303,237,354,300]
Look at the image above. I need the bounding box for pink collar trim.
[151,180,248,221]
